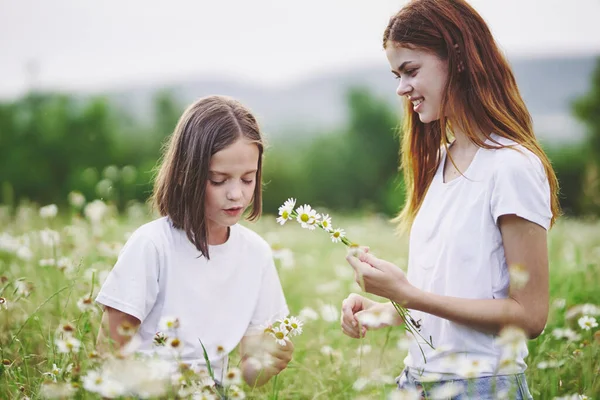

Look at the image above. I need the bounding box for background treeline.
[1,58,600,218]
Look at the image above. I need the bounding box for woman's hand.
[340,293,402,338]
[345,251,416,306]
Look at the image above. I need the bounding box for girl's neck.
[207,225,230,246]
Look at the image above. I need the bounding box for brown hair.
[151,95,263,259]
[383,0,560,231]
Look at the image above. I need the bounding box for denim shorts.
[396,368,534,399]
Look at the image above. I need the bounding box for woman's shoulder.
[484,134,546,176]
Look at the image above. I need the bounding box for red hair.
[383,0,560,230]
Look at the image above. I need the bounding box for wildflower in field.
[84,199,108,224]
[280,316,303,337]
[16,246,33,261]
[552,298,566,309]
[222,367,242,387]
[68,191,85,208]
[388,388,421,400]
[298,306,319,321]
[356,344,372,355]
[429,382,464,399]
[495,326,527,354]
[56,257,76,275]
[77,295,97,314]
[319,303,339,322]
[352,377,370,391]
[160,316,181,331]
[117,321,137,337]
[167,336,184,353]
[456,358,490,379]
[39,382,76,399]
[551,327,581,341]
[42,364,62,382]
[39,229,60,247]
[330,228,346,243]
[0,297,7,310]
[272,247,295,269]
[40,204,58,219]
[536,359,565,369]
[57,322,76,337]
[39,258,56,267]
[228,385,246,399]
[577,315,598,330]
[14,279,31,297]
[566,303,600,320]
[55,336,81,354]
[508,263,529,290]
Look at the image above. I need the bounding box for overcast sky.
[1,0,599,98]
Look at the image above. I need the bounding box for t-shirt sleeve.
[246,249,289,333]
[95,231,160,322]
[490,149,552,230]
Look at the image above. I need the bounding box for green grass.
[0,203,598,399]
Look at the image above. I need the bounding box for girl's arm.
[347,215,549,338]
[96,306,141,352]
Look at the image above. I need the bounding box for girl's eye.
[406,69,417,76]
[242,179,254,185]
[210,180,225,186]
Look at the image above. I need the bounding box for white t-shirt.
[96,217,289,380]
[404,134,552,378]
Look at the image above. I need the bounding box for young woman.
[340,1,560,398]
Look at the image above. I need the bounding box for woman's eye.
[242,179,254,185]
[210,180,225,186]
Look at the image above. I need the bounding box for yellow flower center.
[282,211,289,219]
[300,214,309,223]
[275,331,285,340]
[333,232,340,238]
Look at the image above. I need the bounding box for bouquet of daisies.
[276,198,434,360]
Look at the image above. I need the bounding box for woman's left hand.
[346,251,416,306]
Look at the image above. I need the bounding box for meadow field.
[0,200,598,399]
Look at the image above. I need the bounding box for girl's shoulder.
[231,223,272,255]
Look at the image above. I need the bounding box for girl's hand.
[346,251,416,306]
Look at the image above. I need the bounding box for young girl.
[340,1,559,398]
[95,95,293,388]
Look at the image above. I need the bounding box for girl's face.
[205,137,259,243]
[385,44,449,123]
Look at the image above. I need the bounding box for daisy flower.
[55,336,81,353]
[330,228,346,243]
[222,367,242,387]
[276,203,294,225]
[159,316,180,331]
[578,315,598,330]
[269,326,288,347]
[320,214,333,232]
[295,204,318,230]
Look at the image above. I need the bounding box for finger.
[341,322,360,338]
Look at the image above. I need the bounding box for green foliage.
[263,87,404,216]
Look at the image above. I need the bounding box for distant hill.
[103,54,598,143]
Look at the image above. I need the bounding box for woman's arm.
[347,215,549,338]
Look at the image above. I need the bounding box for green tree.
[572,57,600,215]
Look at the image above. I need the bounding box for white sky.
[1,0,599,98]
